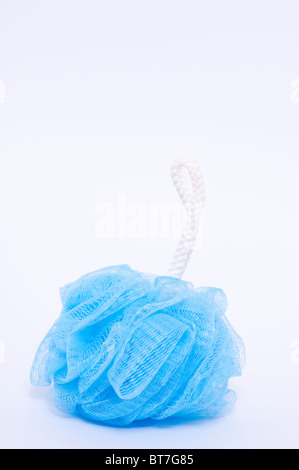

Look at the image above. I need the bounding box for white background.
[0,1,298,449]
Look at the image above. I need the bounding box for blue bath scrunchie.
[31,264,245,425]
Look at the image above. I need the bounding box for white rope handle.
[167,157,205,279]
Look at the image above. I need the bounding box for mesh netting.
[31,264,245,425]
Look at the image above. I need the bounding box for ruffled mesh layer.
[31,265,245,425]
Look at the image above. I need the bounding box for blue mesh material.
[31,265,245,425]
